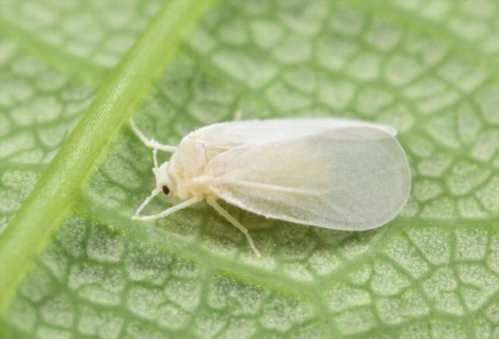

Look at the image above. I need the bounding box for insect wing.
[205,125,410,231]
[193,118,397,150]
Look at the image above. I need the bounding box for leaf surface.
[1,0,499,338]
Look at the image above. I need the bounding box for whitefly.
[130,117,411,257]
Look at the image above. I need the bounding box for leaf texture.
[1,0,499,338]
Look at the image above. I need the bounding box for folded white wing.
[204,125,410,231]
[192,118,396,149]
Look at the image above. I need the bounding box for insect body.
[131,118,411,257]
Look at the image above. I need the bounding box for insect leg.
[152,148,159,169]
[129,119,177,153]
[233,110,243,121]
[132,196,203,221]
[133,188,161,218]
[207,197,261,257]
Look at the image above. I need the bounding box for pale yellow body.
[166,133,222,200]
[130,118,411,257]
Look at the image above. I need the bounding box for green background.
[0,0,499,338]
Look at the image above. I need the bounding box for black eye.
[162,185,170,195]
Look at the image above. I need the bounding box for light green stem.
[0,0,213,314]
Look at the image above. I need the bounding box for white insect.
[131,118,411,257]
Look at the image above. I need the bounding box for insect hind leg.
[129,119,177,153]
[207,197,261,257]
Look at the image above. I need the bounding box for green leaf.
[1,0,499,338]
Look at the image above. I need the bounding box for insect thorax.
[167,134,220,200]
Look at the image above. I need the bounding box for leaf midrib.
[0,0,214,315]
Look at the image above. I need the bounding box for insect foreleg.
[132,196,203,221]
[207,197,261,257]
[130,120,177,153]
[133,188,161,218]
[233,110,242,121]
[153,148,159,169]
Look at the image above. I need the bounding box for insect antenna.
[129,119,177,153]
